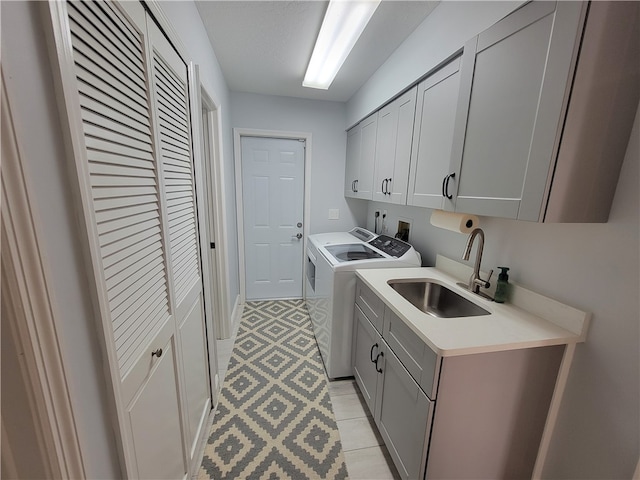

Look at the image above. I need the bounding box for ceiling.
[195,1,439,102]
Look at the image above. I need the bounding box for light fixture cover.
[303,0,381,90]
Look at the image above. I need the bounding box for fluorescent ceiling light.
[303,0,381,90]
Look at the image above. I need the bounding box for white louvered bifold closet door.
[46,1,210,477]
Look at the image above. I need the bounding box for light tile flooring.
[212,315,400,480]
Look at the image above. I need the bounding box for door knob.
[292,233,303,240]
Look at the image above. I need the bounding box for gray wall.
[349,1,639,477]
[230,92,368,234]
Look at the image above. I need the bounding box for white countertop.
[356,260,589,357]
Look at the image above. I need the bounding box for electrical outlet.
[328,209,339,220]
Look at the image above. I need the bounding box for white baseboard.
[231,295,243,334]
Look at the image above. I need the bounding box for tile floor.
[212,314,400,480]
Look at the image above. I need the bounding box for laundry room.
[1,1,638,479]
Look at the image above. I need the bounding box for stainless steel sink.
[388,279,490,318]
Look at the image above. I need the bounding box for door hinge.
[210,242,215,249]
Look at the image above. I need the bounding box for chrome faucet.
[462,228,493,297]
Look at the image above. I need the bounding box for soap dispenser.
[494,267,510,303]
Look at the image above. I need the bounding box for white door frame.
[234,128,312,303]
[197,82,231,345]
[1,69,86,479]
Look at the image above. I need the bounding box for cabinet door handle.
[370,343,379,363]
[387,178,392,196]
[151,348,163,358]
[355,179,358,192]
[375,351,384,373]
[444,172,455,199]
[381,179,387,195]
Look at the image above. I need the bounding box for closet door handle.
[444,172,455,199]
[151,348,163,358]
[370,343,379,363]
[375,351,384,373]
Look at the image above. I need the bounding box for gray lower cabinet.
[376,345,433,480]
[352,279,565,479]
[352,305,382,412]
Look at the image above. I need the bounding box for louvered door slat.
[104,245,164,291]
[91,174,157,188]
[96,210,159,236]
[83,121,153,152]
[73,1,143,66]
[95,201,157,223]
[109,263,165,308]
[157,104,189,132]
[102,232,161,270]
[98,0,141,49]
[79,81,150,128]
[88,150,154,172]
[69,8,145,86]
[74,49,148,109]
[155,66,188,107]
[90,162,155,179]
[85,136,154,162]
[111,273,167,323]
[98,217,161,247]
[160,130,191,151]
[100,221,160,255]
[76,87,151,132]
[156,80,188,114]
[76,66,149,117]
[107,255,164,300]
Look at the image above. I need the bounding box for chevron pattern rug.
[199,300,349,480]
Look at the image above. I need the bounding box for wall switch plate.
[328,209,339,220]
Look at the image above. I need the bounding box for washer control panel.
[368,235,412,258]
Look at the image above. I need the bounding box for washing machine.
[305,228,421,379]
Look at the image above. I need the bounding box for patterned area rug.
[199,300,349,480]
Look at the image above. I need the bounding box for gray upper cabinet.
[346,1,638,222]
[344,125,360,199]
[373,87,417,205]
[345,112,378,200]
[407,57,462,210]
[449,1,587,220]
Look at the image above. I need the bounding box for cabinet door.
[356,112,378,200]
[345,125,360,198]
[376,344,433,480]
[450,1,585,220]
[373,87,417,205]
[352,305,382,413]
[407,57,462,210]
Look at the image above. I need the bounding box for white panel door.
[241,136,304,300]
